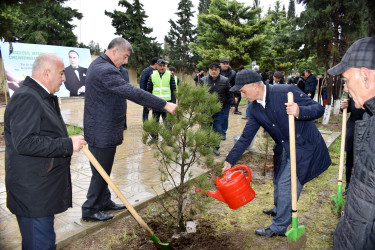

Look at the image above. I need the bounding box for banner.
[0,42,92,97]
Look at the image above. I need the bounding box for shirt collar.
[256,85,266,108]
[31,77,50,94]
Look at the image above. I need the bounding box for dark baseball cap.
[230,69,262,92]
[209,62,220,69]
[157,59,167,65]
[220,58,230,63]
[169,66,176,72]
[328,37,375,76]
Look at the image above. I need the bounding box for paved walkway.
[0,98,339,249]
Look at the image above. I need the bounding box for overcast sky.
[64,0,304,49]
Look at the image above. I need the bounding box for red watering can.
[196,165,255,209]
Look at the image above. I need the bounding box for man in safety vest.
[169,66,181,95]
[147,59,176,128]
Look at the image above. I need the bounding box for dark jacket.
[333,97,375,250]
[4,77,73,217]
[84,53,167,148]
[262,72,270,83]
[304,74,317,98]
[64,65,87,96]
[297,77,305,92]
[225,83,331,185]
[200,74,236,109]
[139,66,154,91]
[194,72,205,84]
[220,66,236,87]
[344,97,365,152]
[146,70,176,103]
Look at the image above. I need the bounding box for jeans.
[16,215,55,250]
[222,104,230,135]
[270,150,303,234]
[82,146,117,217]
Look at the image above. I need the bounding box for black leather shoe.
[234,111,242,115]
[263,208,276,217]
[102,202,126,211]
[255,227,285,237]
[82,211,114,222]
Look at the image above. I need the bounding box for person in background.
[272,71,283,85]
[262,68,270,83]
[339,97,364,195]
[82,38,177,222]
[280,71,286,84]
[200,62,236,156]
[223,69,330,238]
[194,68,205,86]
[120,65,129,130]
[288,73,297,85]
[64,50,87,96]
[328,36,375,250]
[4,53,86,248]
[169,66,181,89]
[297,72,306,92]
[139,57,158,122]
[304,69,317,99]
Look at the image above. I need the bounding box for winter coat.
[344,97,365,152]
[333,97,375,250]
[225,83,331,185]
[304,74,318,98]
[139,66,154,91]
[200,74,236,109]
[220,66,236,87]
[4,77,73,217]
[84,53,167,148]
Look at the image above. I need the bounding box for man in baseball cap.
[223,69,331,238]
[328,37,375,250]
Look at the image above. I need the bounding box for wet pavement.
[0,98,340,249]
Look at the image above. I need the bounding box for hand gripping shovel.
[285,92,306,244]
[82,145,170,249]
[331,108,347,216]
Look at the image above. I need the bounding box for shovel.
[331,108,347,216]
[82,145,170,249]
[285,92,306,244]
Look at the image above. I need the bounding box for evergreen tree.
[287,0,295,19]
[191,0,268,69]
[0,0,82,46]
[165,0,198,79]
[198,0,211,14]
[105,0,162,75]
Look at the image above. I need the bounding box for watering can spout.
[205,190,226,203]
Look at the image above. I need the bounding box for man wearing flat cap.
[328,37,375,250]
[200,62,236,156]
[223,69,331,237]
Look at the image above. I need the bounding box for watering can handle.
[224,165,252,183]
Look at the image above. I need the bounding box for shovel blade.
[150,234,170,250]
[286,225,306,242]
[331,194,345,216]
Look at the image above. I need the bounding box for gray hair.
[32,53,61,74]
[254,65,260,72]
[107,37,133,53]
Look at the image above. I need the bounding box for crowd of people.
[3,36,375,249]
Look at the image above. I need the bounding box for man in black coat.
[139,57,158,122]
[4,54,86,248]
[200,62,236,156]
[82,38,177,222]
[304,69,317,98]
[328,36,375,250]
[64,50,87,96]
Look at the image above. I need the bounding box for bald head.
[32,54,65,94]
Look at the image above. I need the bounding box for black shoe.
[82,211,114,222]
[102,202,126,211]
[255,227,285,237]
[262,208,276,217]
[234,111,242,115]
[214,149,220,156]
[242,116,248,120]
[221,134,226,140]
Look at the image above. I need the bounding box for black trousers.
[82,145,117,217]
[345,149,354,189]
[234,92,241,112]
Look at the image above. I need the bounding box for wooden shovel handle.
[82,145,154,236]
[338,108,347,184]
[288,92,298,216]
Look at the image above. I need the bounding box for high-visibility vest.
[151,70,172,101]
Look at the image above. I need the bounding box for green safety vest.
[151,70,172,101]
